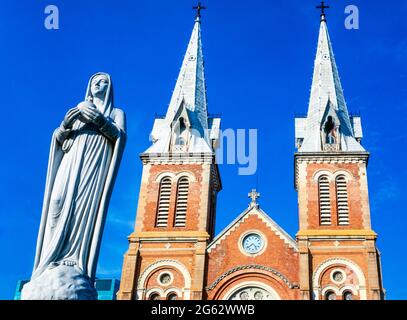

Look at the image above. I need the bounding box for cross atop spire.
[316,1,330,21]
[193,2,206,21]
[248,189,260,208]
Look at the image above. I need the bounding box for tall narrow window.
[319,175,331,225]
[156,177,172,227]
[336,175,350,225]
[174,177,189,227]
[324,116,337,144]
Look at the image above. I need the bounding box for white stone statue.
[22,72,126,300]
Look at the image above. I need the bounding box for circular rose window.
[158,272,172,285]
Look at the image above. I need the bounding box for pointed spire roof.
[165,15,208,132]
[144,9,221,155]
[299,12,364,152]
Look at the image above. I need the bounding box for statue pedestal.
[21,264,97,300]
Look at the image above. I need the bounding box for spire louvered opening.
[174,177,189,227]
[319,175,332,225]
[156,177,172,227]
[336,175,350,225]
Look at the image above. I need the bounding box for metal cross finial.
[193,2,206,19]
[248,189,260,207]
[316,1,330,15]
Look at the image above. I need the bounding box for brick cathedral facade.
[117,9,384,300]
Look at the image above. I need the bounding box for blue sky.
[0,0,406,300]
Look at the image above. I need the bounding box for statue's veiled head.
[86,72,114,116]
[90,74,109,98]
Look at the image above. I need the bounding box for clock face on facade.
[242,233,264,254]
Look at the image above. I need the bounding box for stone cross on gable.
[248,189,260,207]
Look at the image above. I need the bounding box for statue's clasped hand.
[77,101,107,127]
[63,107,81,129]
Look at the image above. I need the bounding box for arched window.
[149,293,160,300]
[156,177,172,227]
[343,291,353,300]
[167,293,178,300]
[179,117,186,134]
[336,175,350,226]
[325,291,336,300]
[319,175,331,225]
[174,177,189,227]
[324,116,337,144]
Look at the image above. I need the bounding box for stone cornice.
[129,231,210,242]
[140,152,215,165]
[296,229,377,240]
[295,151,370,162]
[294,151,370,190]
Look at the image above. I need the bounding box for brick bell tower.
[117,8,221,300]
[294,6,384,300]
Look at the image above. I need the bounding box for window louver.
[336,176,350,225]
[319,176,332,225]
[174,177,189,227]
[156,177,171,227]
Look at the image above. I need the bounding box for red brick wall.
[205,213,300,300]
[305,163,365,230]
[140,164,205,231]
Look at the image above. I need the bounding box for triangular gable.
[207,205,298,253]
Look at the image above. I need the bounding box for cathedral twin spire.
[296,3,364,153]
[148,2,364,155]
[165,11,208,132]
[145,4,221,155]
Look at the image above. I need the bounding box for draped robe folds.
[31,73,126,284]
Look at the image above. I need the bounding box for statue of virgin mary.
[22,72,126,300]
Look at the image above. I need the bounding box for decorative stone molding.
[223,281,281,300]
[154,171,197,183]
[145,288,164,299]
[312,169,353,182]
[207,207,298,253]
[321,285,341,296]
[296,229,377,239]
[294,152,369,189]
[154,172,176,182]
[163,287,183,298]
[140,152,215,165]
[312,257,367,300]
[137,259,192,300]
[205,264,299,291]
[312,170,334,182]
[340,285,358,295]
[320,284,358,298]
[295,152,369,164]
